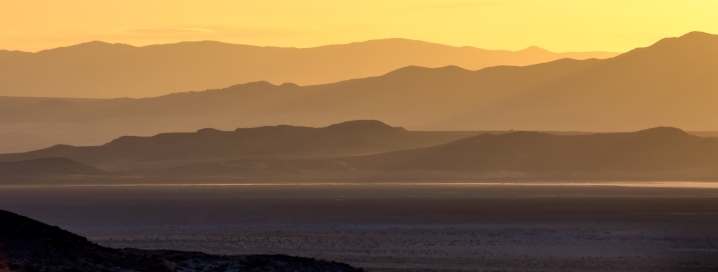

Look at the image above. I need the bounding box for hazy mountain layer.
[2,122,718,182]
[0,32,716,153]
[342,127,718,179]
[0,39,615,98]
[140,126,718,181]
[0,120,481,169]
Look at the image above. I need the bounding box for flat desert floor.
[1,183,717,271]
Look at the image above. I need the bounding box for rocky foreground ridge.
[0,210,362,272]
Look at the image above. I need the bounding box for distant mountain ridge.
[0,31,717,153]
[0,38,616,98]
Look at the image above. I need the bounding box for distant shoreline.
[3,181,718,189]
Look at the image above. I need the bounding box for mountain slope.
[0,209,361,272]
[0,39,615,98]
[460,31,718,131]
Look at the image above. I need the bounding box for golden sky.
[2,0,717,52]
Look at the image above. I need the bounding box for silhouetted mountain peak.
[225,81,277,90]
[634,126,693,138]
[325,120,404,132]
[680,31,714,39]
[197,128,223,133]
[234,124,308,133]
[339,38,442,48]
[39,41,135,54]
[626,31,718,57]
[79,40,113,46]
[245,80,275,87]
[48,144,75,150]
[280,82,301,89]
[638,126,685,133]
[519,46,551,53]
[104,135,142,146]
[385,65,431,74]
[440,65,470,72]
[658,31,718,44]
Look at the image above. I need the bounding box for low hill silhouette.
[0,39,615,98]
[342,127,718,179]
[133,126,718,181]
[0,209,362,271]
[4,124,718,182]
[0,120,478,168]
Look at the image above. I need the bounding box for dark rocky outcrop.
[0,209,362,272]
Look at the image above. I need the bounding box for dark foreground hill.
[0,209,362,272]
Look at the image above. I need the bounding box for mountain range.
[0,31,717,154]
[3,120,718,183]
[346,126,718,180]
[0,39,615,98]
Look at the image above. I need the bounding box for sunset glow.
[3,0,718,52]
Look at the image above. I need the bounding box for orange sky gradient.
[2,0,718,52]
